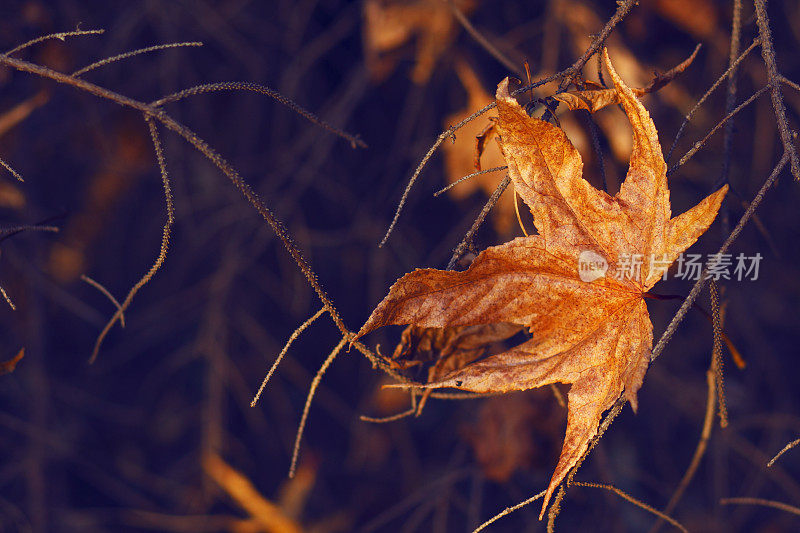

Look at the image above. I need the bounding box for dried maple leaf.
[442,60,589,234]
[462,390,563,483]
[357,49,728,517]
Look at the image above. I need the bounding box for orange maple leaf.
[357,49,727,518]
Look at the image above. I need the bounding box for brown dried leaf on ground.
[357,49,727,517]
[0,348,24,376]
[363,0,475,84]
[461,390,563,482]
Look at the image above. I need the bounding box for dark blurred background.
[1,0,799,531]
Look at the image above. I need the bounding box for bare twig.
[80,275,126,328]
[251,307,327,407]
[754,0,800,180]
[72,41,203,77]
[0,89,50,139]
[768,438,800,467]
[0,224,58,235]
[446,0,523,77]
[471,490,546,533]
[709,281,728,427]
[0,53,390,371]
[668,85,770,176]
[289,336,347,478]
[652,151,789,364]
[666,37,760,164]
[151,81,366,149]
[447,175,510,270]
[574,482,687,533]
[650,370,716,533]
[720,497,800,517]
[582,110,607,191]
[4,28,104,56]
[89,115,174,363]
[718,0,745,188]
[360,391,418,423]
[433,166,507,197]
[0,286,15,310]
[0,157,23,181]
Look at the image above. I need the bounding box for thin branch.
[379,98,499,248]
[582,110,607,191]
[720,497,800,517]
[542,394,627,524]
[289,336,347,478]
[754,0,800,180]
[4,28,104,56]
[471,490,546,533]
[574,482,687,533]
[151,81,366,149]
[0,224,58,235]
[0,157,23,181]
[768,438,800,467]
[650,369,716,533]
[360,408,417,424]
[652,151,789,364]
[251,307,327,407]
[0,286,15,310]
[361,392,418,423]
[80,274,126,328]
[0,54,386,368]
[433,166,507,197]
[446,0,523,77]
[0,214,65,244]
[781,75,800,93]
[72,41,203,77]
[666,37,760,164]
[709,281,728,427]
[718,0,744,188]
[546,485,565,531]
[447,175,510,270]
[668,85,770,176]
[89,115,174,363]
